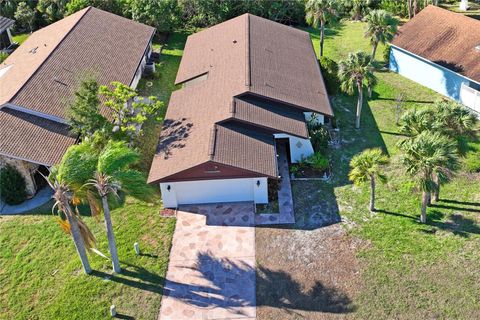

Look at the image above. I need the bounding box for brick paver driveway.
[159,202,256,320]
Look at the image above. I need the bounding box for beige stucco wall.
[0,155,38,198]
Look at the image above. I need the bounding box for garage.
[160,177,268,208]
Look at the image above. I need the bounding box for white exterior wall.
[389,46,470,101]
[160,177,268,208]
[274,133,314,163]
[130,42,152,89]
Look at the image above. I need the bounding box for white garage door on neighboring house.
[160,177,268,208]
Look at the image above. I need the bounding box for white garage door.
[160,177,269,208]
[174,178,254,205]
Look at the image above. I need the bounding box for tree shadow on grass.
[438,198,480,207]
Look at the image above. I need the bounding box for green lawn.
[302,22,480,318]
[12,33,29,45]
[0,32,188,320]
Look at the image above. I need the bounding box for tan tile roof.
[0,8,88,107]
[9,7,155,119]
[231,96,308,138]
[0,108,76,165]
[148,14,331,183]
[0,7,154,165]
[391,5,480,83]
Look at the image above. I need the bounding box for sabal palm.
[364,10,397,61]
[338,51,377,129]
[435,100,478,138]
[305,0,336,57]
[401,131,458,223]
[398,107,437,140]
[349,148,389,212]
[45,169,95,274]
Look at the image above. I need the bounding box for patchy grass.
[258,21,480,319]
[0,199,175,320]
[136,32,189,172]
[12,33,29,45]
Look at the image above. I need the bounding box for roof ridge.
[8,7,91,104]
[245,13,251,88]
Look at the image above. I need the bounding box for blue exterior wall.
[389,46,470,101]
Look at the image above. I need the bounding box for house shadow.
[161,251,355,315]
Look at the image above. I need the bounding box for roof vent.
[476,45,480,52]
[29,47,38,54]
[233,40,237,44]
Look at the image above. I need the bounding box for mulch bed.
[160,208,176,217]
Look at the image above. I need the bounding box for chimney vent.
[475,45,480,52]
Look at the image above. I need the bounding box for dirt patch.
[256,224,366,319]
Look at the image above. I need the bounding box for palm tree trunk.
[408,0,413,19]
[420,191,428,223]
[320,20,325,57]
[101,196,121,273]
[433,174,440,202]
[370,175,376,212]
[356,81,363,129]
[66,212,92,274]
[371,42,378,61]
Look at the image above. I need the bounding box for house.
[0,7,155,197]
[389,5,480,113]
[148,14,333,208]
[0,16,15,52]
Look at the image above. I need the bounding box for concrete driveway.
[159,202,256,320]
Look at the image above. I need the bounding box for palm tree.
[435,100,478,140]
[401,131,458,223]
[59,140,153,273]
[305,0,337,57]
[364,9,398,61]
[398,107,436,140]
[45,169,95,274]
[338,51,377,129]
[349,148,389,212]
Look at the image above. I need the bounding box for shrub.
[0,165,28,205]
[464,152,480,173]
[0,52,8,63]
[308,123,330,152]
[318,56,340,95]
[306,152,329,171]
[383,44,391,66]
[267,178,280,202]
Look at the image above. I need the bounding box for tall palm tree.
[364,9,398,61]
[401,131,458,223]
[349,148,389,212]
[305,0,337,57]
[60,140,153,273]
[45,169,95,274]
[338,51,377,129]
[398,107,436,140]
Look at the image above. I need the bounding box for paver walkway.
[255,141,295,225]
[159,203,256,320]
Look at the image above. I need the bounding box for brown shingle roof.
[231,96,308,138]
[211,123,277,178]
[391,5,480,83]
[148,14,331,184]
[0,108,76,165]
[9,7,155,119]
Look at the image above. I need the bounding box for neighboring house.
[390,5,480,113]
[0,16,15,52]
[0,7,154,197]
[148,14,333,208]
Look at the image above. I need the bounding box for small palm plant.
[305,0,337,57]
[398,107,436,140]
[338,51,377,129]
[401,131,458,223]
[364,9,398,61]
[349,148,389,212]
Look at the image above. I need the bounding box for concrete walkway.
[255,141,295,225]
[0,186,53,215]
[159,203,256,320]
